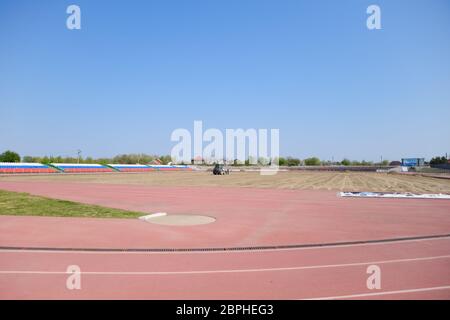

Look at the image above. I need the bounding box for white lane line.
[0,255,449,275]
[304,285,450,300]
[1,236,449,255]
[139,212,167,221]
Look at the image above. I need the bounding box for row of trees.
[195,157,389,166]
[275,157,389,167]
[430,156,449,165]
[2,150,448,167]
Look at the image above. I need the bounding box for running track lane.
[1,237,450,299]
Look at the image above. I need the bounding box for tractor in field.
[213,164,230,175]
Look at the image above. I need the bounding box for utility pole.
[77,150,82,164]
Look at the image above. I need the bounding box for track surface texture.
[0,177,449,300]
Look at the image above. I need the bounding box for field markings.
[304,285,450,300]
[0,255,449,276]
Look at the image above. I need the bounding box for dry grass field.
[1,171,450,194]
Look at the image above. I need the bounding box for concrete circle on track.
[145,214,216,226]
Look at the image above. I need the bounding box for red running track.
[0,180,449,299]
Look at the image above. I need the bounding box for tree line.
[2,150,448,167]
[429,156,449,165]
[269,157,390,166]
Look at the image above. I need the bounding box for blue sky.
[1,0,449,161]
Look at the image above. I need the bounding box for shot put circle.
[145,214,216,226]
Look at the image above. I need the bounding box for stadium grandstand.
[111,164,192,171]
[0,162,58,174]
[0,163,192,174]
[109,164,157,172]
[150,165,192,171]
[51,163,114,173]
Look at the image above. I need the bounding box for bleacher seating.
[51,163,114,173]
[0,162,58,174]
[0,162,192,174]
[149,165,192,171]
[109,164,157,172]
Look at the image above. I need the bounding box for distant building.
[401,158,425,167]
[150,159,162,165]
[193,156,204,165]
[389,161,401,166]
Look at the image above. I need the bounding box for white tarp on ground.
[339,191,450,200]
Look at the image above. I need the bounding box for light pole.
[77,150,82,164]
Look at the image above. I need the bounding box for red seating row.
[0,168,57,174]
[62,168,114,173]
[117,168,157,172]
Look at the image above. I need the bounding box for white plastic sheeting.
[339,192,450,200]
